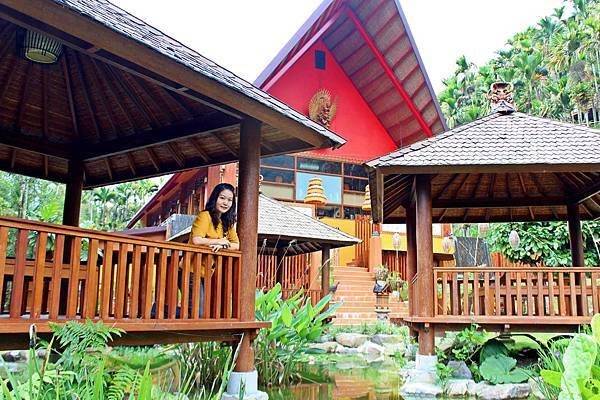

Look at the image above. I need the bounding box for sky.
[110,0,564,93]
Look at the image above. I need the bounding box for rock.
[222,391,268,400]
[335,346,358,354]
[529,377,547,400]
[403,368,438,385]
[405,343,418,360]
[400,382,443,398]
[383,342,406,356]
[36,349,47,359]
[447,360,472,379]
[472,382,531,400]
[335,333,368,348]
[371,333,403,345]
[308,341,339,353]
[358,341,385,356]
[1,351,22,362]
[444,379,475,397]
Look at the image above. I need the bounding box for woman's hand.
[209,244,224,252]
[216,238,231,246]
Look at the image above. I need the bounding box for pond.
[266,354,404,400]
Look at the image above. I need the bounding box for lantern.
[392,232,402,251]
[442,236,454,253]
[478,223,490,237]
[304,177,327,205]
[509,229,520,250]
[21,30,63,64]
[362,185,372,211]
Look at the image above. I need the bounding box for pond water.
[266,354,404,400]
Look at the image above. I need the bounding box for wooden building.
[0,0,346,395]
[126,0,451,274]
[367,87,600,357]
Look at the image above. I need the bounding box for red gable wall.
[266,40,397,161]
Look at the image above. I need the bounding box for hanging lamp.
[304,177,327,206]
[362,185,372,211]
[442,236,454,253]
[21,30,63,64]
[509,229,520,250]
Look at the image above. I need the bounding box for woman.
[190,183,239,251]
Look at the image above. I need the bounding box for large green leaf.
[541,369,563,388]
[479,354,528,384]
[559,334,597,400]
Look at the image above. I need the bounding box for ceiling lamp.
[304,177,327,206]
[509,229,520,250]
[442,236,454,253]
[22,30,63,64]
[362,185,372,211]
[392,232,401,252]
[478,223,490,237]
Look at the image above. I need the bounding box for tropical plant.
[254,283,339,387]
[479,354,528,384]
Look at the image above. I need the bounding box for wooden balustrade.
[0,216,244,334]
[433,267,600,323]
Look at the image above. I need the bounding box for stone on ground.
[357,341,385,356]
[371,333,403,345]
[308,341,339,353]
[444,379,475,397]
[335,333,368,348]
[400,382,443,399]
[472,382,531,400]
[447,360,472,379]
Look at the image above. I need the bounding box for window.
[343,177,368,192]
[260,167,294,184]
[297,157,341,174]
[296,172,342,204]
[343,192,364,207]
[315,50,326,70]
[261,183,294,200]
[261,155,294,169]
[344,162,368,178]
[344,206,368,219]
[317,205,341,218]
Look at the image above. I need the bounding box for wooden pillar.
[406,202,417,318]
[321,245,331,298]
[235,118,261,373]
[568,204,585,267]
[62,159,84,227]
[415,175,434,355]
[275,248,285,285]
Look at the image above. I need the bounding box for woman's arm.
[191,236,228,246]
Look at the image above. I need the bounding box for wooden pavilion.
[0,2,345,391]
[366,89,600,356]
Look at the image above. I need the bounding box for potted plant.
[374,264,389,285]
[387,272,402,299]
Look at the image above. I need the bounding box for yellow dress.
[189,211,239,244]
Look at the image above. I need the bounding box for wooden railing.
[0,217,243,333]
[433,267,600,322]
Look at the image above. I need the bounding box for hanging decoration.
[362,185,372,211]
[509,229,520,250]
[442,236,454,253]
[392,232,401,251]
[478,223,490,237]
[304,177,327,205]
[308,89,338,128]
[21,30,63,64]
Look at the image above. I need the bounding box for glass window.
[316,205,341,218]
[344,162,368,178]
[296,172,342,204]
[297,157,341,174]
[344,206,368,219]
[343,192,364,207]
[260,167,294,184]
[261,155,295,169]
[343,177,368,192]
[261,183,294,200]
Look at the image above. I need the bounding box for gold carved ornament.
[308,89,338,128]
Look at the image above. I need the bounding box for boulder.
[314,334,333,343]
[1,351,23,362]
[335,333,368,348]
[403,368,438,385]
[400,382,443,398]
[335,346,359,354]
[472,382,531,400]
[371,334,403,345]
[444,379,475,397]
[358,341,385,356]
[383,342,406,356]
[447,360,472,379]
[308,341,339,353]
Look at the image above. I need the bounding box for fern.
[106,366,140,400]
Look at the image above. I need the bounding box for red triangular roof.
[255,0,447,146]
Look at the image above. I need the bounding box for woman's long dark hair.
[204,183,237,234]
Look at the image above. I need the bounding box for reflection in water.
[266,355,403,399]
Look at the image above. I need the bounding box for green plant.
[479,354,528,384]
[436,362,454,385]
[254,283,339,387]
[175,341,233,394]
[438,324,487,364]
[386,272,402,291]
[374,265,389,281]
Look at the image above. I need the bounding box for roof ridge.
[513,112,600,135]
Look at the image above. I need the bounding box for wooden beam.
[344,6,433,138]
[321,245,331,300]
[569,180,600,205]
[529,172,559,220]
[432,197,568,209]
[82,115,238,161]
[0,127,72,159]
[72,52,101,139]
[235,117,261,372]
[406,202,417,318]
[62,159,84,227]
[568,204,585,267]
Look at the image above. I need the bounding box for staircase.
[331,266,408,325]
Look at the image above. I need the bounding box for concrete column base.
[224,370,268,400]
[415,354,438,371]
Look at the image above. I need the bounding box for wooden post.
[321,245,331,299]
[415,175,434,355]
[62,159,84,227]
[275,248,285,285]
[406,202,417,318]
[368,223,382,272]
[235,118,261,373]
[568,204,585,267]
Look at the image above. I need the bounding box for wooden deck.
[403,266,598,333]
[0,216,268,349]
